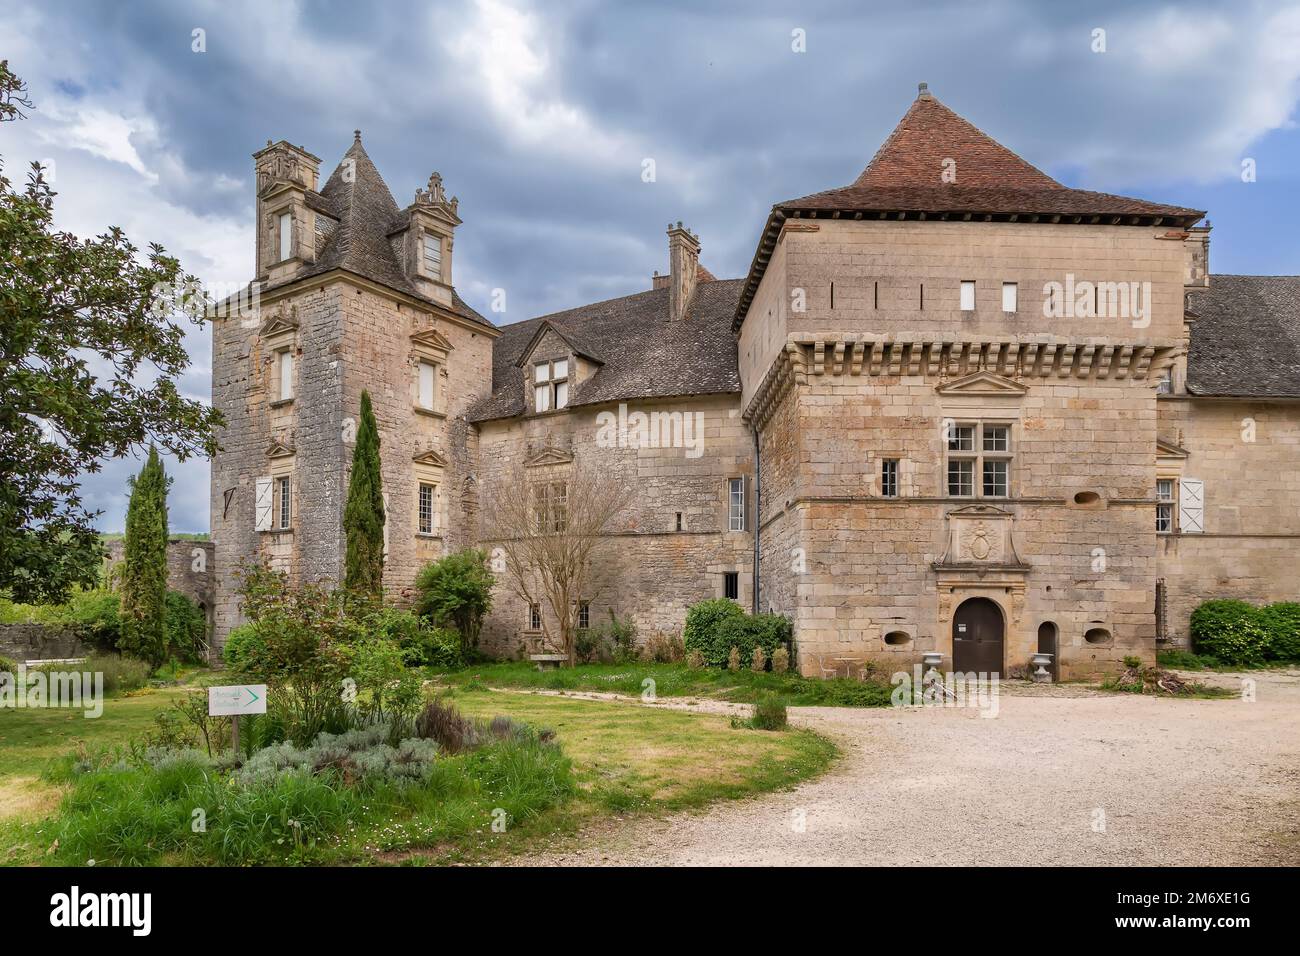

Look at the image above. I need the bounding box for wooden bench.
[529,654,567,672]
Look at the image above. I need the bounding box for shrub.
[345,638,424,741]
[713,613,791,671]
[60,588,122,651]
[771,646,790,674]
[401,623,464,670]
[415,697,480,754]
[413,548,495,654]
[1190,600,1270,666]
[87,652,151,694]
[578,611,638,663]
[1157,648,1217,670]
[682,598,746,666]
[749,694,787,731]
[727,646,741,671]
[1260,602,1300,661]
[685,648,705,669]
[0,654,17,674]
[222,623,266,673]
[641,631,684,663]
[163,590,207,662]
[751,645,767,672]
[732,693,788,731]
[234,564,356,746]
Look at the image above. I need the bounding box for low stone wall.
[0,623,88,662]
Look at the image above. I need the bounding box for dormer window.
[278,212,293,261]
[533,359,569,412]
[422,233,442,281]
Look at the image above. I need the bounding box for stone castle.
[211,85,1300,679]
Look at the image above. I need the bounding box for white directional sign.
[208,684,267,716]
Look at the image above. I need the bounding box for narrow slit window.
[577,601,590,630]
[278,212,292,261]
[723,572,739,601]
[418,360,436,410]
[418,482,436,534]
[277,476,291,529]
[529,604,541,630]
[278,349,294,401]
[422,234,442,280]
[728,477,745,531]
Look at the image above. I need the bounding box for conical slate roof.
[286,133,491,329]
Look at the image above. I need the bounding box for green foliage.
[714,613,792,672]
[0,63,220,605]
[1185,600,1300,666]
[343,391,385,599]
[412,626,465,669]
[234,564,356,745]
[163,590,206,662]
[364,606,462,669]
[414,548,495,653]
[345,638,424,741]
[682,598,746,666]
[1157,648,1219,670]
[575,610,639,663]
[45,728,575,866]
[0,653,17,674]
[119,447,169,666]
[222,623,266,673]
[735,693,788,731]
[1259,602,1300,661]
[24,651,151,695]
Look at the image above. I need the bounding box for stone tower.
[209,133,497,651]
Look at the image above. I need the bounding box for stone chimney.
[666,222,701,322]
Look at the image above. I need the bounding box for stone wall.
[0,624,87,663]
[475,393,753,657]
[1156,395,1300,643]
[103,539,215,612]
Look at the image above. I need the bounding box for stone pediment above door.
[934,370,1028,397]
[933,503,1029,572]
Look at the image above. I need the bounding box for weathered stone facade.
[210,89,1300,679]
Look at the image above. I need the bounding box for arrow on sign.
[246,687,260,706]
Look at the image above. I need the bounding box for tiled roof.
[267,136,493,330]
[1185,275,1300,398]
[734,88,1205,330]
[468,277,743,422]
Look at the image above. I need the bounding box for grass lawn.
[1156,648,1298,672]
[0,681,837,866]
[431,660,895,707]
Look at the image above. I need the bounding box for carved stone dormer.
[394,171,462,309]
[253,140,321,282]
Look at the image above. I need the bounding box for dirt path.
[514,669,1300,866]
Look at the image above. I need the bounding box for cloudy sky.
[4,0,1300,532]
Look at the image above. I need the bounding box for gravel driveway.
[519,669,1300,866]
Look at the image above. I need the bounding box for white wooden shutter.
[1179,478,1204,533]
[255,477,273,531]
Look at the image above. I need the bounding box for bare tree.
[482,454,628,666]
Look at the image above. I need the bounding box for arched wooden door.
[952,597,1004,674]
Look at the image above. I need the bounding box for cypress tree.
[119,445,169,665]
[343,390,385,598]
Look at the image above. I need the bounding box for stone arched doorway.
[952,597,1004,675]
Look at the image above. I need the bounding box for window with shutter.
[255,477,273,531]
[1179,478,1204,533]
[418,361,436,410]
